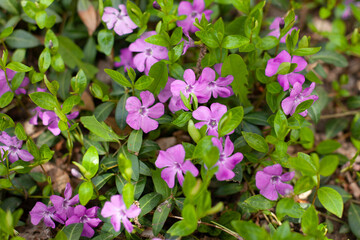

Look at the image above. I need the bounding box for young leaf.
[82,146,99,179]
[79,181,93,206]
[242,131,269,153]
[218,106,244,137]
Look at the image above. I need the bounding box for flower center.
[271,176,280,184]
[80,215,89,223]
[174,162,182,170]
[219,153,225,163]
[139,106,147,116]
[209,119,217,128]
[191,11,198,18]
[185,85,193,93]
[145,48,153,56]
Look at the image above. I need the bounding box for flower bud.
[153,1,161,10]
[279,18,285,29]
[188,120,201,143]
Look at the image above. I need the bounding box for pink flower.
[265,50,307,91]
[125,91,164,133]
[155,144,199,188]
[114,48,135,72]
[255,164,295,201]
[102,4,137,36]
[0,69,29,97]
[268,17,298,43]
[101,194,141,233]
[170,69,207,110]
[30,202,64,228]
[129,31,168,74]
[41,111,79,136]
[0,132,33,163]
[212,136,243,181]
[281,82,318,117]
[192,103,227,137]
[198,66,234,102]
[177,0,212,33]
[65,205,101,238]
[182,33,195,54]
[158,77,175,103]
[50,183,79,220]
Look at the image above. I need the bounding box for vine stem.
[318,110,359,120]
[311,174,320,206]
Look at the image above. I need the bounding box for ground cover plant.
[1,0,360,239]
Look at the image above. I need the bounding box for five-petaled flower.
[102,4,137,36]
[41,110,79,136]
[65,205,102,238]
[255,164,295,201]
[212,136,243,181]
[50,183,79,219]
[265,50,307,91]
[155,144,199,188]
[29,202,64,229]
[177,0,212,33]
[0,69,29,98]
[268,17,298,43]
[281,82,318,117]
[125,91,164,133]
[0,132,33,163]
[192,103,227,137]
[101,194,141,233]
[129,31,168,74]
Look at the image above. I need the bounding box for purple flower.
[155,144,199,188]
[177,0,212,33]
[170,69,207,107]
[158,77,175,103]
[182,33,195,55]
[198,66,234,102]
[265,50,307,91]
[50,183,79,219]
[255,164,295,201]
[192,103,227,137]
[0,69,29,97]
[0,132,33,163]
[281,82,318,117]
[101,194,141,233]
[129,31,168,74]
[41,111,79,136]
[114,48,135,72]
[125,91,164,133]
[65,205,101,238]
[268,17,298,43]
[341,0,360,19]
[102,4,137,36]
[30,202,64,228]
[212,136,243,181]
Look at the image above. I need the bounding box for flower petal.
[292,56,307,72]
[275,182,293,196]
[140,91,155,108]
[192,106,211,121]
[126,113,141,130]
[210,103,227,120]
[183,69,196,85]
[263,164,283,175]
[17,149,34,162]
[126,205,141,218]
[140,116,158,133]
[161,167,177,188]
[147,103,164,119]
[255,171,271,190]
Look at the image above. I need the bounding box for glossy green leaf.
[79,181,93,205]
[138,192,162,217]
[29,92,58,110]
[318,187,343,218]
[218,106,244,137]
[242,131,269,153]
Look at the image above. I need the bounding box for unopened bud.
[153,1,161,10]
[279,18,285,29]
[49,40,53,49]
[71,168,82,178]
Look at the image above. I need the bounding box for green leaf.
[145,33,170,47]
[148,61,168,95]
[319,155,339,176]
[242,131,269,153]
[63,223,83,240]
[35,11,47,29]
[38,48,51,73]
[276,198,304,221]
[348,203,360,238]
[274,109,288,140]
[82,146,99,179]
[79,181,93,206]
[244,195,275,210]
[293,47,321,56]
[232,220,270,240]
[299,127,314,149]
[316,139,341,155]
[115,94,128,130]
[276,62,291,75]
[94,102,115,122]
[222,35,249,49]
[138,192,162,217]
[325,118,348,139]
[168,204,197,236]
[290,152,318,175]
[0,92,14,108]
[15,123,27,141]
[134,75,153,90]
[80,115,121,142]
[51,53,65,72]
[62,95,81,114]
[172,112,192,127]
[6,30,41,49]
[128,130,143,154]
[310,50,348,67]
[218,106,244,137]
[71,69,87,94]
[301,205,318,235]
[222,54,249,106]
[347,96,360,109]
[6,62,32,72]
[0,0,19,15]
[318,187,343,218]
[98,29,114,56]
[267,82,282,94]
[232,0,250,14]
[170,27,183,45]
[152,200,172,236]
[92,173,114,190]
[256,36,279,50]
[305,70,323,84]
[193,136,219,168]
[294,176,316,194]
[122,182,134,208]
[104,69,132,88]
[29,92,58,110]
[295,99,314,114]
